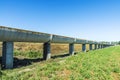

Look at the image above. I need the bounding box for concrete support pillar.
[104,45,106,48]
[89,44,92,50]
[95,44,97,50]
[43,42,51,60]
[103,45,105,48]
[82,44,86,52]
[2,42,14,69]
[101,45,103,48]
[98,44,101,49]
[69,43,74,55]
[101,45,104,48]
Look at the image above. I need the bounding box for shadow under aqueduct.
[0,53,75,69]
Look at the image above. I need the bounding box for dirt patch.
[18,68,35,74]
[111,72,120,80]
[56,69,71,79]
[40,77,49,80]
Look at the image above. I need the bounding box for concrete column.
[82,44,86,52]
[98,44,101,49]
[69,43,74,55]
[2,42,14,69]
[95,44,97,50]
[101,45,103,48]
[103,45,105,48]
[89,44,92,50]
[43,42,51,60]
[100,44,101,49]
[101,44,104,48]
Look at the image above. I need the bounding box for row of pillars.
[1,42,109,69]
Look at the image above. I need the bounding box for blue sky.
[0,0,120,41]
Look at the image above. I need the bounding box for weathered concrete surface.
[75,39,87,44]
[98,44,101,49]
[82,44,86,52]
[0,26,112,46]
[94,44,97,49]
[69,43,74,55]
[87,40,94,44]
[0,26,51,42]
[51,35,75,43]
[2,42,13,69]
[89,44,92,50]
[43,42,51,60]
[101,45,104,48]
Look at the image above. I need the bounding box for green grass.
[1,46,120,80]
[14,50,43,58]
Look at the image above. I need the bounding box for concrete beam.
[51,35,75,43]
[0,26,51,42]
[87,40,94,44]
[2,42,14,69]
[82,44,86,52]
[69,43,74,55]
[75,39,87,44]
[43,42,51,60]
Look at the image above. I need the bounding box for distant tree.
[118,41,120,45]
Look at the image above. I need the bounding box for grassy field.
[0,46,120,80]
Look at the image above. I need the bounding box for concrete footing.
[82,44,86,52]
[69,43,74,55]
[43,42,51,60]
[2,42,14,69]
